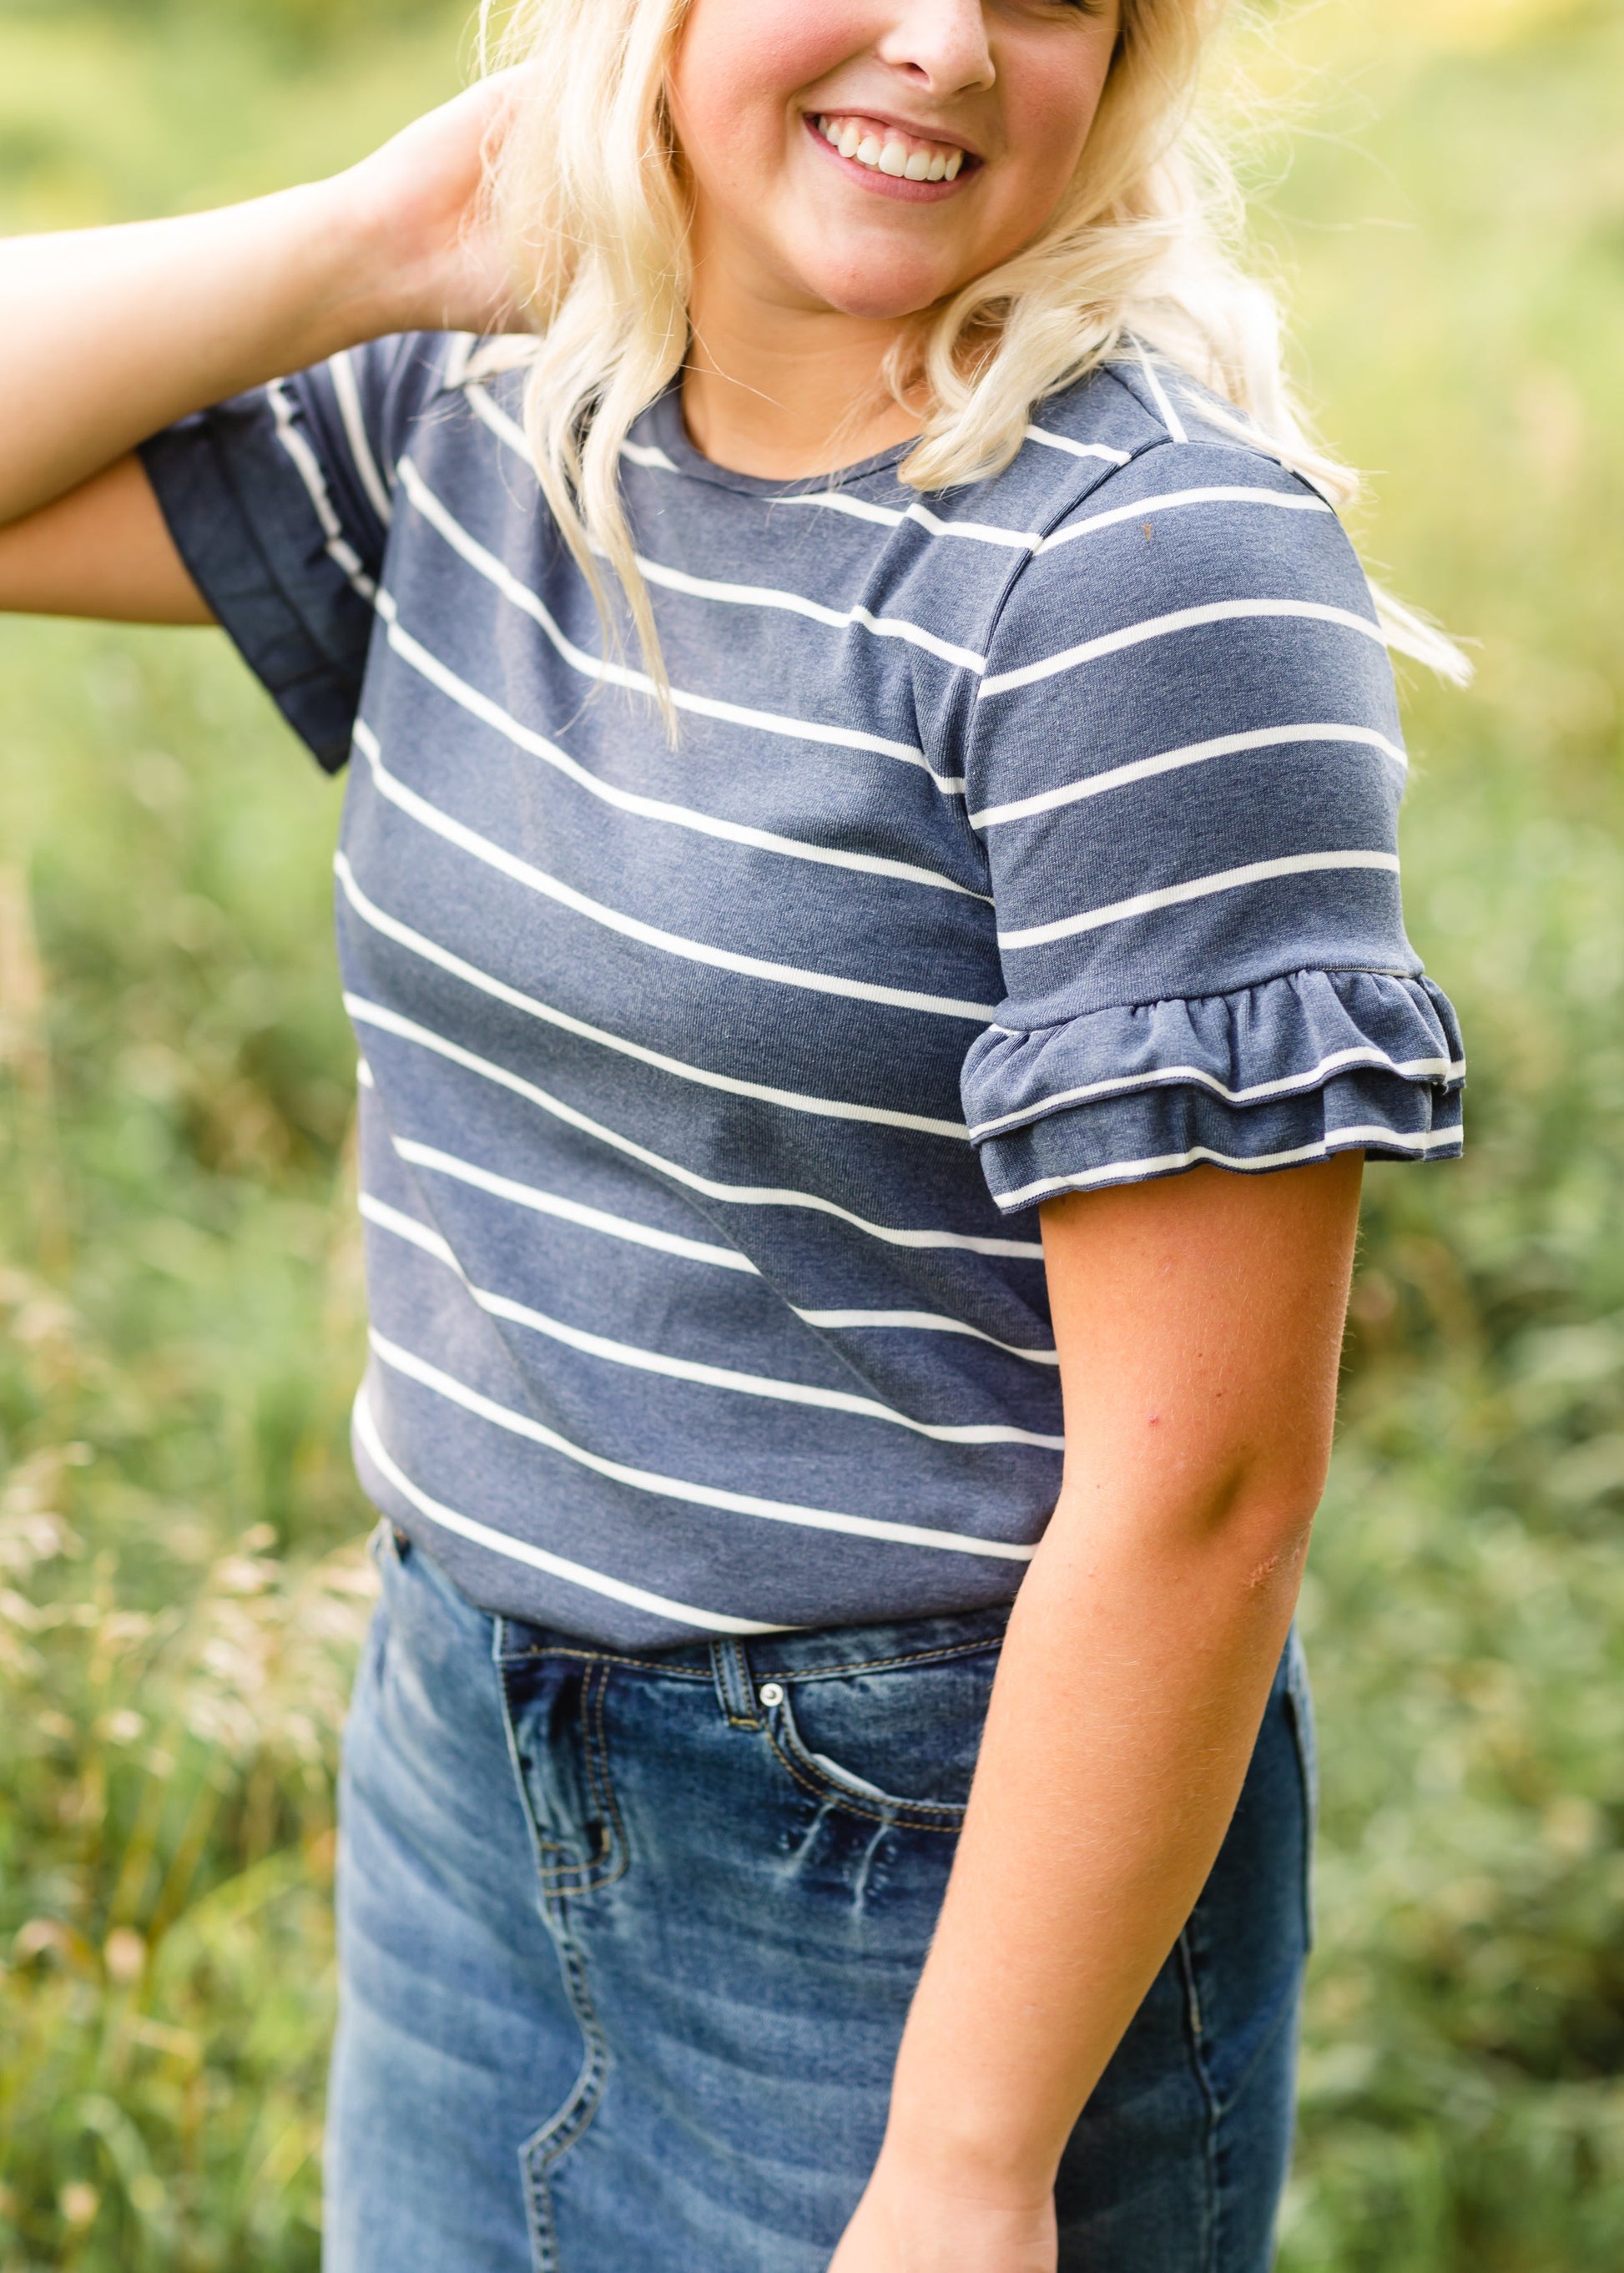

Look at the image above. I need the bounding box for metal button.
[758,1681,784,1708]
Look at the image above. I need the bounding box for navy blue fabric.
[326,1523,1313,2272]
[140,337,1464,1644]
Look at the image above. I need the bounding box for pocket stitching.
[764,1688,968,1833]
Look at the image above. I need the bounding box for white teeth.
[817,115,966,181]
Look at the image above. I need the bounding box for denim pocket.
[761,1646,998,1830]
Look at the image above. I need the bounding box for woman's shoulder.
[961,354,1400,813]
[984,352,1352,571]
[975,354,1370,642]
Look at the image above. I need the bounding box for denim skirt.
[324,1525,1316,2273]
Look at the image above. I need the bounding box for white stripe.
[636,492,1329,654]
[978,598,1386,700]
[391,1136,758,1272]
[1022,425,1132,465]
[360,632,974,897]
[463,378,531,456]
[364,1199,1061,1447]
[374,1156,1056,1356]
[356,1056,373,1088]
[345,995,1045,1258]
[371,1332,1037,1562]
[619,436,678,470]
[267,378,376,602]
[360,1191,454,1261]
[996,850,1400,952]
[1137,348,1189,445]
[468,379,677,478]
[778,491,1045,551]
[371,1157,1056,1358]
[437,333,481,392]
[466,387,1047,557]
[464,375,1294,592]
[628,551,986,672]
[992,1121,1463,1210]
[329,350,395,526]
[772,488,910,531]
[970,723,1408,830]
[966,1045,1468,1139]
[793,1308,1058,1366]
[1037,485,1330,556]
[393,460,964,791]
[335,847,971,1138]
[353,1388,779,1635]
[341,733,991,1022]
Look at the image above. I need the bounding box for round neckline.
[644,382,915,497]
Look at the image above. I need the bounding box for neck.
[680,239,922,479]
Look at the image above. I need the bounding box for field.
[2,1,1621,2265]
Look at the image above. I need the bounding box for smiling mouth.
[810,113,977,184]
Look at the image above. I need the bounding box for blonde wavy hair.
[474,0,1466,698]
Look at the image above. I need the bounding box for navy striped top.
[142,335,1464,1645]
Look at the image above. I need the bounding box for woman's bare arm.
[0,456,209,622]
[833,1153,1363,2271]
[0,78,517,617]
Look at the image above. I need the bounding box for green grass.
[2,3,1622,2265]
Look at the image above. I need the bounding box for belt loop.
[709,1638,759,1728]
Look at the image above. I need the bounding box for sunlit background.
[1,2,1621,2265]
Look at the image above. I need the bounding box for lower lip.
[802,114,976,203]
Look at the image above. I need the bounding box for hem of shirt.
[985,1121,1465,1214]
[138,417,362,774]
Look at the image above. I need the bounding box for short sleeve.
[139,333,444,770]
[958,439,1465,1212]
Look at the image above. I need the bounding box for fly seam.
[521,1932,613,2273]
[583,1666,629,1887]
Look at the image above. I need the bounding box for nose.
[874,0,996,97]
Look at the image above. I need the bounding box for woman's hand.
[340,74,527,340]
[0,68,534,601]
[830,2152,1057,2272]
[0,72,530,530]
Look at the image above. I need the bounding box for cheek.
[673,0,868,178]
[996,55,1114,214]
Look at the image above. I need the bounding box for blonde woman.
[0,2,1465,2266]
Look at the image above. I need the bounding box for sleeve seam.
[986,963,1428,1036]
[956,426,1308,813]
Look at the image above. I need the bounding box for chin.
[803,257,958,324]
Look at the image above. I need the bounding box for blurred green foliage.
[1,1,1621,2266]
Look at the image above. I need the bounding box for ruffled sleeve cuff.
[139,395,376,773]
[961,970,1465,1214]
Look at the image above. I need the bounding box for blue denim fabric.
[325,1526,1315,2273]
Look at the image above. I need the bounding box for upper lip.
[808,108,982,162]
